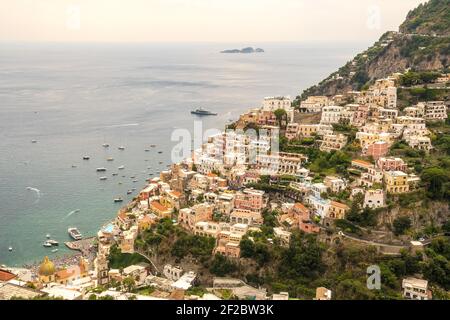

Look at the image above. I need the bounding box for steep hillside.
[400,0,450,36]
[296,0,450,102]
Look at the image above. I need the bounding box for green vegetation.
[171,232,215,259]
[108,245,148,269]
[393,216,412,236]
[210,254,238,276]
[398,71,441,86]
[399,0,450,36]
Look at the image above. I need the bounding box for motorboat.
[99,176,107,180]
[114,198,123,203]
[107,158,114,161]
[43,241,52,248]
[118,165,125,170]
[47,240,59,246]
[68,227,82,240]
[83,156,90,160]
[102,143,110,148]
[118,146,125,150]
[96,167,107,172]
[190,108,217,116]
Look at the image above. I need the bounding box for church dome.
[38,256,55,276]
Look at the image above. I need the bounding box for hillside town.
[1,69,448,300]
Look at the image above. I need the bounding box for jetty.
[64,237,96,256]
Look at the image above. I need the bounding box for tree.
[240,238,255,258]
[209,255,237,276]
[393,216,412,236]
[122,276,136,293]
[278,233,325,280]
[421,167,449,200]
[274,108,287,129]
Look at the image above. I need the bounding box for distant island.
[220,47,264,54]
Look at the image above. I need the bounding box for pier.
[64,237,96,256]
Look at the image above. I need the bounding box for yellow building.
[38,256,89,285]
[38,256,56,283]
[384,171,409,194]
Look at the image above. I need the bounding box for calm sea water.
[0,41,369,266]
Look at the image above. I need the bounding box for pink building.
[365,141,389,159]
[234,188,265,213]
[377,157,407,172]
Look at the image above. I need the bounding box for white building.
[300,96,331,113]
[363,189,385,209]
[417,101,448,121]
[320,106,343,124]
[402,278,431,300]
[262,96,294,122]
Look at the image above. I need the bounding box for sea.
[0,41,370,266]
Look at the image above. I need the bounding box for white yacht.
[68,227,83,240]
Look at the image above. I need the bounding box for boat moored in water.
[96,167,107,172]
[114,198,123,203]
[47,240,59,246]
[83,156,90,160]
[68,227,83,240]
[190,108,217,116]
[43,241,52,247]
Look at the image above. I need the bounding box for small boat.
[130,175,136,179]
[127,190,132,195]
[131,188,136,191]
[158,151,163,154]
[118,146,125,150]
[96,167,107,172]
[8,247,12,252]
[99,176,107,181]
[102,143,110,148]
[51,249,58,253]
[107,158,114,161]
[71,165,77,168]
[145,149,150,152]
[47,240,59,246]
[112,173,118,176]
[46,234,51,239]
[133,180,138,183]
[118,165,125,170]
[31,140,37,143]
[83,156,90,160]
[150,144,156,148]
[43,241,52,248]
[68,227,83,241]
[114,198,123,203]
[159,161,163,164]
[190,108,217,116]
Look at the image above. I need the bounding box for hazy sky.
[0,0,427,43]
